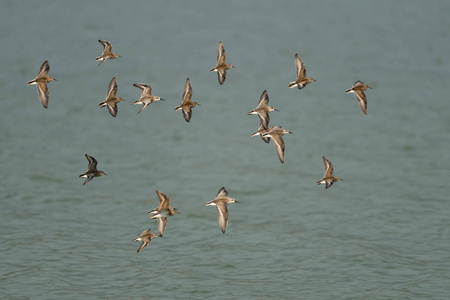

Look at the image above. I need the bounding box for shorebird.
[251,124,271,143]
[262,126,293,164]
[247,90,278,130]
[210,41,234,85]
[345,81,372,115]
[27,60,56,109]
[96,40,120,66]
[79,154,106,186]
[317,156,342,189]
[132,83,165,114]
[289,53,315,89]
[175,78,200,122]
[148,190,180,237]
[98,77,125,117]
[205,187,239,234]
[133,229,159,253]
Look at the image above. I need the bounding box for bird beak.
[235,200,240,203]
[160,98,166,101]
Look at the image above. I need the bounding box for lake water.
[1,1,449,299]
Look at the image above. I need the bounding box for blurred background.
[1,1,449,299]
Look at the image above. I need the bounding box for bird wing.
[217,41,226,63]
[133,83,152,95]
[218,70,226,85]
[137,102,149,114]
[216,187,228,198]
[107,77,118,98]
[98,39,112,52]
[182,107,192,122]
[182,78,192,102]
[158,218,167,237]
[216,202,229,233]
[38,60,50,77]
[85,154,98,171]
[295,53,306,78]
[323,156,334,177]
[156,190,170,209]
[257,111,270,131]
[36,82,49,109]
[107,102,118,117]
[257,90,269,108]
[354,90,368,115]
[272,135,286,164]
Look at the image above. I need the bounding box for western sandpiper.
[175,78,200,122]
[79,154,106,186]
[345,81,372,115]
[289,53,315,89]
[148,190,180,237]
[96,40,120,66]
[261,126,293,164]
[317,156,342,189]
[132,83,165,114]
[98,77,125,117]
[205,187,239,234]
[133,229,159,253]
[248,90,278,130]
[27,60,56,109]
[210,41,234,85]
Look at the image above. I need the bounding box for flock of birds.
[27,40,372,253]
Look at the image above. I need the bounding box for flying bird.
[317,156,342,189]
[133,229,159,253]
[132,83,165,114]
[210,41,234,85]
[247,90,278,130]
[175,78,200,122]
[289,53,315,89]
[79,154,106,186]
[27,60,56,108]
[205,187,239,234]
[98,77,125,117]
[96,40,120,66]
[345,81,372,115]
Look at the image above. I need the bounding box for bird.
[98,77,125,117]
[289,53,315,89]
[248,90,278,130]
[27,60,56,109]
[148,190,180,237]
[79,154,106,186]
[210,41,234,85]
[96,40,120,66]
[205,187,239,234]
[175,78,200,122]
[251,124,271,143]
[261,126,293,164]
[133,229,159,253]
[317,156,342,189]
[345,81,372,115]
[132,83,165,114]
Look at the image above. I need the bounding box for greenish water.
[1,1,449,299]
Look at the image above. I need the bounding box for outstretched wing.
[216,202,229,233]
[295,53,306,78]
